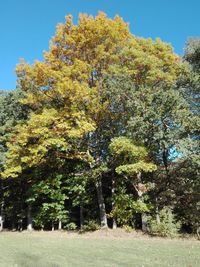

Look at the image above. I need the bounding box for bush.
[122,225,133,233]
[82,220,100,231]
[64,222,77,231]
[148,207,180,237]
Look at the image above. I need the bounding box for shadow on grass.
[16,252,61,267]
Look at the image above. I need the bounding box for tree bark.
[197,226,200,240]
[58,220,62,230]
[96,178,108,228]
[80,205,84,230]
[135,172,147,232]
[0,216,3,232]
[141,213,147,232]
[18,219,23,232]
[112,177,117,229]
[0,199,4,232]
[155,198,160,224]
[27,204,33,231]
[12,221,15,231]
[112,218,117,229]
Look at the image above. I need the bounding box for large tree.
[1,13,189,231]
[0,89,29,230]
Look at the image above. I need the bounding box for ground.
[0,229,199,267]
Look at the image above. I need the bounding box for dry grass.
[0,229,199,267]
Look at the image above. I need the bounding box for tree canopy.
[0,13,199,236]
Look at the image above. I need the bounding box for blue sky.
[1,0,199,90]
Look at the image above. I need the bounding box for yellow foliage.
[3,12,185,178]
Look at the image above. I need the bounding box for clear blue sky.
[1,0,199,90]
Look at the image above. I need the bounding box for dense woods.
[0,13,199,236]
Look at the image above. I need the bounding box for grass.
[0,230,199,267]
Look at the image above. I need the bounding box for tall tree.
[0,89,28,230]
[1,13,190,231]
[173,38,200,235]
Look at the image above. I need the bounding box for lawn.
[0,231,199,267]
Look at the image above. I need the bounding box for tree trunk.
[18,219,23,232]
[112,177,117,229]
[96,178,108,228]
[58,220,62,230]
[155,198,160,224]
[80,205,84,230]
[0,200,4,232]
[112,218,117,229]
[0,216,3,232]
[27,205,33,231]
[52,222,54,231]
[141,213,147,232]
[197,226,200,240]
[135,172,147,232]
[12,221,15,231]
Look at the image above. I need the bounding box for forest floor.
[0,229,199,267]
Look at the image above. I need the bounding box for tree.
[0,89,28,230]
[0,89,28,170]
[172,38,200,235]
[1,12,193,232]
[109,137,156,229]
[31,174,68,231]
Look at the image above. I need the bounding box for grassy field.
[0,230,199,267]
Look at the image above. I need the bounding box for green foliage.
[0,89,28,170]
[122,225,133,233]
[33,202,68,229]
[116,162,157,176]
[184,38,200,72]
[82,220,100,231]
[148,207,181,237]
[109,187,150,226]
[0,13,198,235]
[29,174,68,229]
[64,222,77,231]
[109,137,157,177]
[109,137,148,161]
[109,137,156,226]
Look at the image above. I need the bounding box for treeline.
[0,13,199,236]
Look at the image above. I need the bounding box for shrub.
[82,220,100,231]
[64,222,77,231]
[123,225,133,233]
[148,207,180,237]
